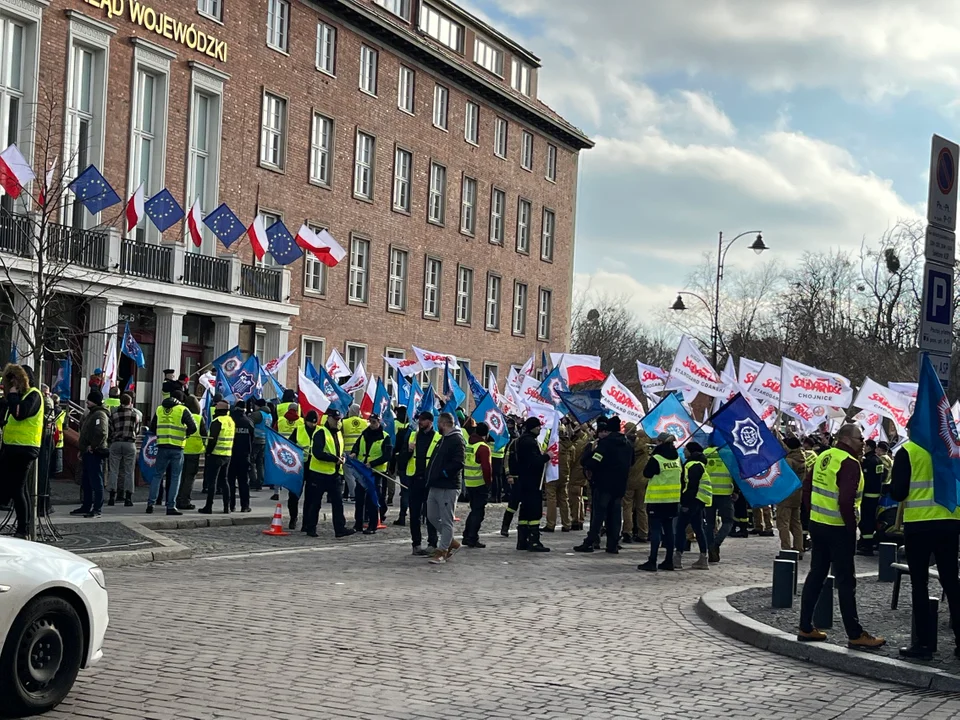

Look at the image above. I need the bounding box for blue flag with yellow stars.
[266,220,303,265]
[203,202,245,248]
[67,164,121,214]
[144,189,185,232]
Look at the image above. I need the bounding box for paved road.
[48,525,960,720]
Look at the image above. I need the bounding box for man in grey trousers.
[425,412,466,565]
[106,393,140,507]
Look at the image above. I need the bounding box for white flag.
[712,356,739,413]
[600,371,646,425]
[507,366,523,395]
[102,334,118,392]
[637,361,668,395]
[412,345,458,371]
[854,409,881,431]
[263,348,295,376]
[782,402,824,433]
[488,371,501,407]
[738,358,764,393]
[953,401,960,425]
[780,357,854,408]
[325,349,351,379]
[519,374,552,408]
[519,354,535,378]
[747,362,781,405]
[383,355,422,377]
[545,410,560,483]
[669,335,726,397]
[341,361,367,394]
[853,377,912,432]
[888,381,918,398]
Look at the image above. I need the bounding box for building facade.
[0,0,591,409]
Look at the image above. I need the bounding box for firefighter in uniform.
[510,417,550,552]
[857,438,887,556]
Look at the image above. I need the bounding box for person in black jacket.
[510,416,551,553]
[228,404,255,512]
[425,412,465,563]
[575,416,635,554]
[857,439,886,556]
[351,414,393,534]
[303,409,354,538]
[674,442,710,570]
[639,434,682,572]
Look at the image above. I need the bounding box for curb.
[697,586,960,693]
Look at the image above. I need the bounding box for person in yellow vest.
[621,423,651,544]
[176,395,206,511]
[341,404,368,501]
[303,408,355,538]
[351,413,393,534]
[638,432,682,572]
[104,386,121,412]
[53,396,66,477]
[462,421,493,548]
[673,442,711,570]
[797,424,885,648]
[198,401,234,514]
[288,409,319,530]
[0,364,44,537]
[407,411,440,555]
[146,389,197,516]
[800,437,819,549]
[890,439,960,660]
[704,445,735,563]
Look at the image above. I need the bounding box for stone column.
[212,316,241,358]
[151,307,184,410]
[82,297,120,383]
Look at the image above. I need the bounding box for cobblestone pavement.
[44,524,960,720]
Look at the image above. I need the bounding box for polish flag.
[186,197,203,247]
[0,144,35,199]
[295,225,346,267]
[359,375,378,419]
[125,183,145,233]
[38,156,57,207]
[247,215,269,261]
[558,354,605,386]
[298,368,330,417]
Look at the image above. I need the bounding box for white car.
[0,538,108,717]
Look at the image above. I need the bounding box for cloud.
[573,270,677,324]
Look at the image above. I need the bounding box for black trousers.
[377,477,389,520]
[203,455,229,510]
[0,448,35,535]
[799,523,863,639]
[409,483,437,548]
[587,489,623,551]
[177,454,201,507]
[464,484,488,543]
[491,458,505,502]
[288,489,300,524]
[516,478,543,529]
[250,442,265,489]
[228,456,251,510]
[303,472,346,534]
[905,527,960,649]
[397,483,409,521]
[858,496,880,545]
[354,484,379,530]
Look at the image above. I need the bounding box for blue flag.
[558,389,605,424]
[264,427,305,496]
[443,361,466,409]
[541,349,550,373]
[710,394,785,478]
[144,188,184,232]
[406,376,423,420]
[67,164,121,214]
[537,367,569,408]
[641,393,703,447]
[345,455,379,509]
[8,343,16,364]
[201,388,213,428]
[396,373,410,408]
[53,355,72,400]
[373,378,395,443]
[909,354,960,511]
[228,355,263,401]
[120,322,145,368]
[419,385,437,416]
[260,366,284,400]
[203,202,246,248]
[310,360,352,416]
[138,431,159,485]
[472,392,509,451]
[265,220,303,265]
[215,367,236,404]
[462,363,487,405]
[734,457,802,508]
[213,346,243,380]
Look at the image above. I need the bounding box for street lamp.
[670,290,729,358]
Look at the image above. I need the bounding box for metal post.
[911,597,940,651]
[778,549,800,594]
[712,231,722,368]
[772,559,795,608]
[878,542,898,582]
[813,575,834,629]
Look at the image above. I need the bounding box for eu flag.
[710,393,785,478]
[472,392,509,451]
[909,354,960,511]
[558,389,605,424]
[264,427,304,495]
[213,346,243,380]
[345,455,379,508]
[266,220,303,265]
[203,203,246,248]
[121,322,145,368]
[67,165,121,214]
[145,189,185,232]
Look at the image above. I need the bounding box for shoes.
[673,551,683,569]
[899,645,933,661]
[500,527,510,538]
[197,506,212,514]
[848,632,886,650]
[570,522,583,531]
[70,507,91,516]
[335,529,357,538]
[573,542,594,553]
[759,530,775,537]
[84,510,102,518]
[289,519,297,530]
[107,492,116,507]
[167,508,183,516]
[708,547,720,563]
[657,559,675,571]
[230,506,236,513]
[561,527,571,532]
[307,532,319,538]
[393,519,406,526]
[605,548,619,554]
[541,526,555,533]
[428,550,446,564]
[145,505,154,514]
[412,546,432,556]
[447,540,462,558]
[241,507,252,513]
[465,541,486,549]
[362,529,376,535]
[797,628,827,642]
[690,553,709,570]
[621,533,633,544]
[270,493,280,501]
[637,560,658,572]
[222,507,231,514]
[178,503,196,511]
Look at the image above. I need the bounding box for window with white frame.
[516,198,531,253]
[482,362,498,385]
[310,112,333,186]
[473,37,503,75]
[521,130,533,170]
[511,59,531,95]
[267,0,290,52]
[197,0,222,21]
[254,331,266,361]
[494,117,508,158]
[131,62,169,243]
[259,91,286,170]
[256,211,279,266]
[428,162,446,224]
[187,85,222,253]
[464,101,479,144]
[419,3,463,52]
[541,208,555,261]
[432,84,448,130]
[456,266,473,324]
[374,0,410,19]
[302,337,325,369]
[485,274,501,330]
[346,343,367,373]
[388,247,407,311]
[460,176,476,235]
[546,143,557,181]
[384,348,405,391]
[397,65,415,113]
[537,288,552,340]
[304,224,328,294]
[348,236,370,303]
[423,257,441,318]
[489,188,505,244]
[393,146,412,212]
[316,22,337,75]
[360,45,378,95]
[353,131,375,200]
[512,282,527,335]
[64,36,106,228]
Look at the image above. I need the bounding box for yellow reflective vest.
[309,427,344,475]
[55,410,66,449]
[464,441,486,487]
[684,459,712,507]
[211,415,235,457]
[703,448,732,497]
[406,431,440,476]
[4,387,43,448]
[810,447,863,527]
[902,441,960,524]
[184,413,205,455]
[155,404,189,449]
[645,452,681,504]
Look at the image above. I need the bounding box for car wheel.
[0,595,84,717]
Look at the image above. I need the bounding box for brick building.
[0,0,591,409]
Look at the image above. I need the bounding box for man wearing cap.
[304,408,354,538]
[228,403,254,512]
[407,411,441,555]
[160,369,179,400]
[198,400,235,514]
[341,405,368,501]
[575,416,635,554]
[463,421,493,548]
[510,416,551,552]
[147,389,197,515]
[638,432,683,571]
[351,413,393,534]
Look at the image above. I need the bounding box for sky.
[465,0,958,320]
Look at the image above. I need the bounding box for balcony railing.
[240,264,282,302]
[120,240,172,283]
[183,252,231,293]
[46,223,108,270]
[0,209,31,256]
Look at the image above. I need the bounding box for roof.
[427,0,541,66]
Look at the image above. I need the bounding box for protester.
[250,399,270,491]
[147,389,197,515]
[857,438,886,556]
[288,410,319,530]
[352,413,393,534]
[424,412,464,564]
[341,405,368,501]
[462,421,493,548]
[407,411,440,555]
[779,437,806,557]
[673,441,711,570]
[621,422,650,544]
[391,406,412,526]
[575,416,634,554]
[704,445,735,562]
[106,392,140,508]
[638,432,682,572]
[177,395,205,511]
[198,401,234,514]
[305,408,354,538]
[73,391,109,518]
[510,416,551,553]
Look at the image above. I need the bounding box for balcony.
[241,264,283,302]
[183,252,231,293]
[0,209,31,256]
[47,223,108,270]
[120,239,173,283]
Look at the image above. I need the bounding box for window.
[423,257,441,318]
[489,188,505,244]
[512,282,527,335]
[310,113,333,186]
[546,144,557,181]
[464,101,479,144]
[432,84,448,129]
[511,59,531,95]
[346,343,367,373]
[260,92,286,170]
[538,289,552,340]
[460,176,477,235]
[374,0,410,20]
[257,211,279,266]
[197,0,222,21]
[516,198,531,253]
[393,147,412,212]
[316,22,337,75]
[541,208,555,261]
[348,236,370,303]
[132,65,169,243]
[267,0,290,52]
[304,224,328,294]
[485,274,501,330]
[353,131,375,200]
[474,38,503,75]
[419,3,463,52]
[388,247,408,311]
[521,131,533,170]
[64,39,105,228]
[385,348,405,391]
[302,337,326,369]
[456,266,473,324]
[398,65,415,113]
[254,332,266,361]
[428,162,446,225]
[494,117,508,158]
[359,45,378,95]
[187,86,222,253]
[482,362,498,385]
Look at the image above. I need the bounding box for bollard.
[910,596,940,651]
[878,543,898,583]
[813,575,834,629]
[778,550,800,595]
[772,559,795,608]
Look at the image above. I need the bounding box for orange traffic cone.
[262,501,289,536]
[376,519,388,530]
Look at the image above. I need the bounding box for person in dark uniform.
[351,414,393,534]
[857,438,887,556]
[228,403,254,512]
[407,411,440,555]
[303,408,354,538]
[391,406,412,526]
[510,416,550,552]
[575,416,634,554]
